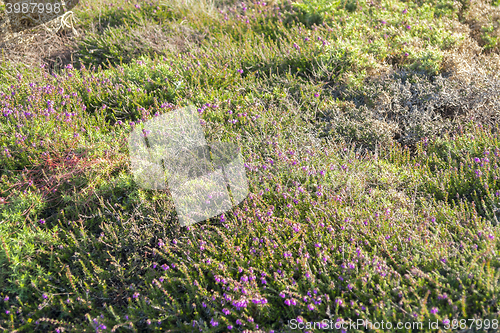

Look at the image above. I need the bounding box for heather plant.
[406,123,500,222]
[1,0,500,332]
[318,68,500,148]
[75,0,467,85]
[464,0,500,52]
[292,0,341,26]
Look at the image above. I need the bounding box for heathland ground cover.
[1,0,500,331]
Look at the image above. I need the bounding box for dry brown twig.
[41,10,78,36]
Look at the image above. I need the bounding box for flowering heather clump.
[1,0,500,332]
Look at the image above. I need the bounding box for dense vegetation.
[1,0,500,331]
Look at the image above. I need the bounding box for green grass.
[1,0,500,331]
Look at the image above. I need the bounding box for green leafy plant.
[292,0,341,25]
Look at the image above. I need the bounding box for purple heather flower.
[42,293,48,299]
[438,293,448,300]
[39,219,45,224]
[4,296,8,301]
[406,25,411,29]
[430,307,439,314]
[236,319,242,325]
[228,325,233,329]
[403,8,407,14]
